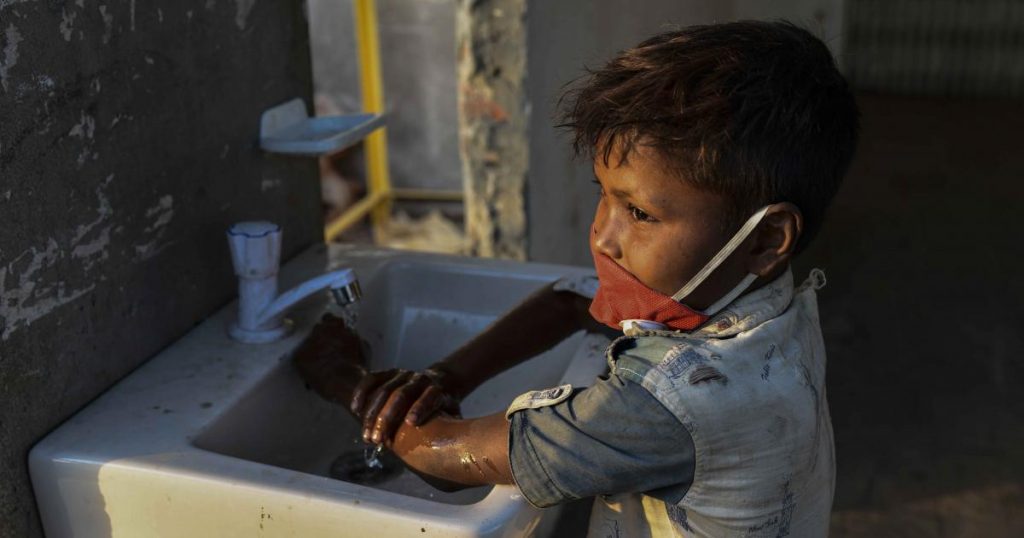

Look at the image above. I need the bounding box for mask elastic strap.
[671,205,772,304]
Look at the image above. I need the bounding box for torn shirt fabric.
[509,268,835,537]
[507,373,695,508]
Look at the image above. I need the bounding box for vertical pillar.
[455,0,529,260]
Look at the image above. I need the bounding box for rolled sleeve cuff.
[507,411,571,508]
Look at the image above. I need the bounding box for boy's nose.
[592,216,622,260]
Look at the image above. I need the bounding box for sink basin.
[30,245,607,537]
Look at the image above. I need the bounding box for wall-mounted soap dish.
[259,98,385,157]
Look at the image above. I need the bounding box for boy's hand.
[293,313,367,406]
[351,366,462,445]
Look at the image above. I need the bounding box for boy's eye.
[629,204,654,223]
[591,178,605,197]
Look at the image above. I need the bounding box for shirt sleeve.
[507,373,695,508]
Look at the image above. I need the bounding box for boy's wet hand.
[293,313,367,405]
[351,368,461,444]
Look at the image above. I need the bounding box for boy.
[297,19,858,537]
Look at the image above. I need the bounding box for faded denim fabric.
[507,373,696,508]
[587,268,835,537]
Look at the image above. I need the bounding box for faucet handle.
[227,221,282,279]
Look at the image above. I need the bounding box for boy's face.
[591,145,747,311]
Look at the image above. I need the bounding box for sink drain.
[329,447,404,485]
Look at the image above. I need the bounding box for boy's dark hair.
[561,20,859,252]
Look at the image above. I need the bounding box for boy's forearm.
[433,283,597,398]
[387,412,514,488]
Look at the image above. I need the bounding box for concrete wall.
[309,0,461,193]
[0,2,321,537]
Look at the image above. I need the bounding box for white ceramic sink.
[30,245,608,537]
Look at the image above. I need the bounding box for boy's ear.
[746,203,803,277]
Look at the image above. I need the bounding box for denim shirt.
[508,268,834,537]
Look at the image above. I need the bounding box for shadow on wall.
[794,94,1024,537]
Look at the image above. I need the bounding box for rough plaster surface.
[0,1,321,536]
[456,0,528,259]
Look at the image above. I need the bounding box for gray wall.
[309,0,461,192]
[0,2,321,537]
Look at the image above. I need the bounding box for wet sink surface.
[30,245,604,537]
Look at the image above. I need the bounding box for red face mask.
[588,206,771,332]
[589,249,710,331]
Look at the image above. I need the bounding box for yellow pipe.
[324,191,389,241]
[353,0,392,235]
[392,188,465,202]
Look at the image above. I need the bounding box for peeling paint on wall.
[0,240,97,341]
[0,185,183,339]
[60,9,77,42]
[71,227,111,270]
[134,195,175,260]
[68,112,96,139]
[0,0,33,10]
[0,23,24,92]
[144,195,174,230]
[99,5,114,44]
[235,0,256,30]
[70,175,115,270]
[0,177,116,340]
[109,113,132,127]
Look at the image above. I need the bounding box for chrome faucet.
[226,221,360,343]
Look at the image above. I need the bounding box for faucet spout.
[226,221,360,344]
[255,268,359,328]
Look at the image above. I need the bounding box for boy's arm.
[293,318,694,500]
[386,412,514,489]
[353,281,605,445]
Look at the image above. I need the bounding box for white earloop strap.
[671,205,772,303]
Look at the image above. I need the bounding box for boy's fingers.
[372,377,427,443]
[407,385,443,425]
[361,372,413,441]
[350,372,388,415]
